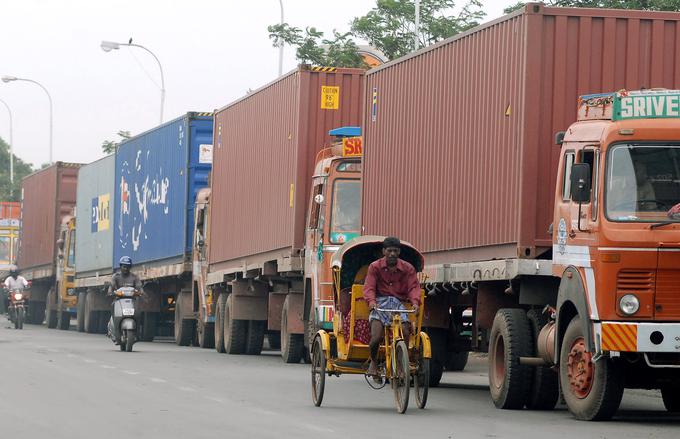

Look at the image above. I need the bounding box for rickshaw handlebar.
[375,308,416,313]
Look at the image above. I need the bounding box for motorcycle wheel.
[125,330,135,352]
[17,308,23,330]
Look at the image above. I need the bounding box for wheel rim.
[393,341,410,413]
[311,338,325,405]
[415,351,429,409]
[567,336,594,399]
[492,332,506,390]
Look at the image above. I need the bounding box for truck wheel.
[198,321,215,349]
[58,311,70,330]
[661,384,680,412]
[245,320,265,355]
[525,309,559,410]
[559,317,623,421]
[77,292,86,332]
[174,298,195,346]
[426,328,446,387]
[46,290,58,329]
[488,308,533,409]
[141,312,159,342]
[214,294,227,353]
[97,312,110,334]
[445,351,469,371]
[267,332,281,350]
[281,296,303,363]
[84,293,100,333]
[224,295,247,354]
[29,302,46,325]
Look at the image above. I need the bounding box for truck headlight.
[619,294,640,315]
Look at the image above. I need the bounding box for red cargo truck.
[362,3,680,420]
[183,66,365,362]
[17,162,81,326]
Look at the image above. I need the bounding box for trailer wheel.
[281,296,303,363]
[84,293,100,333]
[214,294,227,353]
[224,295,247,354]
[559,317,623,421]
[488,308,533,409]
[46,289,58,329]
[58,311,70,330]
[97,311,110,334]
[198,321,215,349]
[661,384,680,412]
[141,312,159,342]
[174,298,195,346]
[77,292,86,332]
[525,309,559,410]
[245,320,265,355]
[445,351,469,371]
[29,301,46,325]
[426,328,446,387]
[267,332,281,350]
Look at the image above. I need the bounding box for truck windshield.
[606,144,680,222]
[330,179,361,244]
[0,236,10,264]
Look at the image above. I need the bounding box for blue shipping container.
[114,113,213,267]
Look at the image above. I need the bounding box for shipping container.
[361,3,680,264]
[75,154,115,278]
[114,113,213,267]
[209,66,364,269]
[18,162,80,275]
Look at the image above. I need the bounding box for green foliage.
[506,0,680,12]
[0,136,34,201]
[101,130,131,155]
[268,0,485,67]
[352,0,485,60]
[503,1,526,14]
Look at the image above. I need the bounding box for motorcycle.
[7,288,27,330]
[108,287,141,352]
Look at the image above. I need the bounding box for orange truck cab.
[552,89,680,418]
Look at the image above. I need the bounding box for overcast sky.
[0,0,511,168]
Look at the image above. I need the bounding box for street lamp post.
[101,40,166,124]
[1,76,53,164]
[414,0,421,50]
[278,0,284,76]
[0,98,13,186]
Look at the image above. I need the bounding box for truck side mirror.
[56,239,64,250]
[197,239,205,248]
[555,131,565,145]
[314,194,324,205]
[570,163,591,204]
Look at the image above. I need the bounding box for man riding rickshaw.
[311,236,431,413]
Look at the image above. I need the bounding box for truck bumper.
[596,321,680,353]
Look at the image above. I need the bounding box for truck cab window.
[580,149,597,210]
[309,185,323,229]
[67,230,76,268]
[562,152,575,201]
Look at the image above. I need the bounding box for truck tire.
[77,292,86,332]
[245,320,265,355]
[445,351,469,371]
[58,311,70,330]
[281,296,303,363]
[174,298,195,346]
[559,316,623,421]
[224,295,247,354]
[84,293,100,334]
[29,301,46,325]
[46,290,58,329]
[98,312,110,335]
[525,309,559,410]
[661,384,680,412]
[214,294,227,353]
[267,331,281,350]
[488,308,533,409]
[141,312,159,342]
[426,328,446,387]
[198,321,215,349]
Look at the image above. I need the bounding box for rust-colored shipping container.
[209,66,364,270]
[18,162,80,277]
[362,3,680,264]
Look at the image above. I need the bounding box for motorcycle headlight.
[619,294,640,315]
[13,293,23,301]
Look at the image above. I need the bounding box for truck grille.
[616,270,655,295]
[655,270,680,319]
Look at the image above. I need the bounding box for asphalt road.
[1,316,678,439]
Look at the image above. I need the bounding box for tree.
[101,130,131,155]
[0,136,34,201]
[505,0,680,13]
[503,1,526,14]
[268,0,485,67]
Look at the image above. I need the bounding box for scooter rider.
[4,266,28,314]
[107,256,142,337]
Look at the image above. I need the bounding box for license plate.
[122,309,135,316]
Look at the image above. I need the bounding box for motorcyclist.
[107,256,142,338]
[4,266,28,314]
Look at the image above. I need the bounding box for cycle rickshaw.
[310,236,432,413]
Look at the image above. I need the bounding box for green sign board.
[613,93,680,120]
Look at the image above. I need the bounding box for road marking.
[100,365,116,369]
[123,370,140,375]
[149,378,167,383]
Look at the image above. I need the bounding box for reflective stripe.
[553,245,591,268]
[584,268,599,320]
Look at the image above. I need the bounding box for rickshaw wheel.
[393,340,410,414]
[311,336,326,407]
[414,355,430,409]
